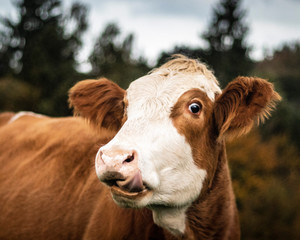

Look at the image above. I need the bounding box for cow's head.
[69,55,280,235]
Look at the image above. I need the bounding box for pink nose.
[96,149,137,172]
[96,148,144,192]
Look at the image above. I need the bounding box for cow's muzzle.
[95,148,149,197]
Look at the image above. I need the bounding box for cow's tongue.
[116,171,144,193]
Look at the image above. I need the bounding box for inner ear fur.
[69,78,125,131]
[214,76,281,140]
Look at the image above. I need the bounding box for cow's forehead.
[126,71,221,120]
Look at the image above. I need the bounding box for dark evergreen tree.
[89,23,149,89]
[0,32,11,76]
[202,0,253,86]
[0,0,88,115]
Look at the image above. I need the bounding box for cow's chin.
[110,185,152,208]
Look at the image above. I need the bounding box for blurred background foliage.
[0,0,299,239]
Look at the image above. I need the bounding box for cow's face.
[96,71,221,209]
[69,56,280,234]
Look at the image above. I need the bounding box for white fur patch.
[152,206,188,236]
[8,111,45,124]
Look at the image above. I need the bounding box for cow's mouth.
[110,171,150,199]
[111,185,149,199]
[101,171,151,199]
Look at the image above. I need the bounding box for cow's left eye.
[188,102,202,114]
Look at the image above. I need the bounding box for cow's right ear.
[69,78,126,131]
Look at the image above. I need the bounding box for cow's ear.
[69,78,126,131]
[213,77,281,140]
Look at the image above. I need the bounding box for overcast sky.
[1,0,300,71]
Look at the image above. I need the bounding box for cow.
[0,55,280,239]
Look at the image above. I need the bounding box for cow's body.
[0,114,162,239]
[0,56,280,239]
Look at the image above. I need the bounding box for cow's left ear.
[213,77,281,140]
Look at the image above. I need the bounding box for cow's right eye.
[188,102,202,114]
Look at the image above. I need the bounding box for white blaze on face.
[98,70,221,234]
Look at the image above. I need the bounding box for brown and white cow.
[0,55,280,239]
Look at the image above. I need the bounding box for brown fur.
[0,114,165,240]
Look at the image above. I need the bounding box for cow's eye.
[188,102,202,114]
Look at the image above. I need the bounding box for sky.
[1,0,300,72]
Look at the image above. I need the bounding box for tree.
[202,0,253,86]
[89,23,149,89]
[0,0,88,116]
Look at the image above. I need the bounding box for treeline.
[0,0,300,239]
[0,0,254,116]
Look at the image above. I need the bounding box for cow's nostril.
[97,150,104,165]
[123,154,134,164]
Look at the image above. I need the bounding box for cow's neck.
[154,143,239,240]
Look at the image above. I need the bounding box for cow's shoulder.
[0,113,114,170]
